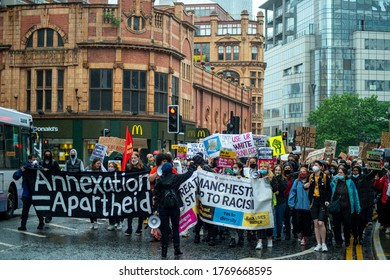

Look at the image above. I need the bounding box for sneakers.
[107,225,115,231]
[321,243,328,252]
[91,222,98,230]
[300,237,307,246]
[37,222,45,230]
[135,229,142,236]
[18,226,27,231]
[314,244,322,252]
[116,223,122,230]
[267,239,273,248]
[124,229,132,236]
[255,240,263,250]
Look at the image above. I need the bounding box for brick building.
[0,0,249,165]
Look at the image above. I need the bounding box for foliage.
[307,93,390,154]
[103,12,120,26]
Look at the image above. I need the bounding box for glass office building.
[261,0,390,136]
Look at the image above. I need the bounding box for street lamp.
[241,83,245,134]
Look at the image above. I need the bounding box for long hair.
[128,151,144,170]
[259,161,274,180]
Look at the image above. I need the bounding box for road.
[0,210,376,260]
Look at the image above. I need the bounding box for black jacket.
[350,171,377,210]
[154,164,197,210]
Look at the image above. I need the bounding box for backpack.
[162,188,179,208]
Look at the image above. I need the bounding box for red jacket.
[374,175,389,204]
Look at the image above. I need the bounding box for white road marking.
[4,228,46,238]
[241,247,315,260]
[0,241,15,247]
[47,223,77,231]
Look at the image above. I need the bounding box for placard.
[305,148,326,163]
[324,140,337,158]
[295,126,316,148]
[348,146,359,157]
[269,136,285,156]
[367,151,382,170]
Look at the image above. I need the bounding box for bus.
[0,107,33,219]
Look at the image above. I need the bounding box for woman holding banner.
[253,162,276,250]
[271,164,287,241]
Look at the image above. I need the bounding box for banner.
[178,173,198,235]
[25,169,152,218]
[196,170,274,230]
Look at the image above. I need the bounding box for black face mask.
[250,163,257,169]
[70,154,76,159]
[44,155,50,160]
[284,169,291,175]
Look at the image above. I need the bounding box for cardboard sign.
[367,151,382,170]
[217,150,236,168]
[98,136,125,153]
[381,132,390,148]
[324,140,337,158]
[295,126,316,148]
[176,144,187,159]
[253,134,267,148]
[359,142,377,160]
[305,148,326,163]
[186,143,207,159]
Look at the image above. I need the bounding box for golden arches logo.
[132,125,143,135]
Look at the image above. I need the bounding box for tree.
[307,93,390,154]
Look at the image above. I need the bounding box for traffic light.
[101,128,110,136]
[282,131,288,141]
[168,105,179,133]
[227,122,234,134]
[43,139,49,149]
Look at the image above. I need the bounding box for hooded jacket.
[64,149,85,172]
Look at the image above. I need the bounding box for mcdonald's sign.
[196,128,210,139]
[132,125,143,135]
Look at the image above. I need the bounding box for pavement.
[373,222,390,260]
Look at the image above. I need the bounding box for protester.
[254,162,275,250]
[304,160,331,252]
[63,148,84,172]
[330,166,361,248]
[288,167,311,245]
[271,164,287,241]
[283,162,297,240]
[15,155,45,231]
[40,149,61,224]
[85,157,105,229]
[374,168,390,234]
[125,152,149,236]
[154,161,197,258]
[350,165,376,244]
[107,161,123,231]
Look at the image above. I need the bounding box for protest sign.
[186,143,207,159]
[230,132,257,158]
[258,147,275,169]
[98,136,125,153]
[269,136,285,156]
[295,126,316,148]
[217,150,236,168]
[90,143,107,162]
[305,148,326,163]
[177,144,187,159]
[348,146,359,157]
[367,151,382,170]
[26,169,152,218]
[178,173,198,235]
[197,170,274,230]
[253,134,267,149]
[324,140,337,158]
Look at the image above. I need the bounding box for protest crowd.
[14,131,390,258]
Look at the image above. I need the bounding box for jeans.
[274,202,286,237]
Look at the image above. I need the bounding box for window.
[218,46,224,60]
[26,70,31,112]
[220,70,240,84]
[251,46,258,60]
[122,70,146,114]
[250,71,262,88]
[233,46,239,60]
[89,69,113,112]
[27,28,64,48]
[225,46,232,60]
[154,72,168,114]
[194,43,210,62]
[36,70,52,112]
[128,16,145,31]
[217,23,241,35]
[172,76,179,105]
[248,23,257,35]
[195,25,211,36]
[57,69,64,112]
[218,45,239,61]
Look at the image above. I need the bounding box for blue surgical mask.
[330,169,335,174]
[335,175,345,180]
[352,174,359,178]
[259,169,268,175]
[233,169,239,175]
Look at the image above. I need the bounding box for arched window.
[26,28,64,48]
[128,16,146,31]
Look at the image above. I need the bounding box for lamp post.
[240,83,245,134]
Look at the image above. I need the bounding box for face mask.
[259,169,268,175]
[131,159,139,165]
[148,161,155,166]
[108,167,115,172]
[250,163,257,169]
[274,170,281,176]
[335,175,345,180]
[70,154,76,159]
[299,173,307,179]
[233,169,239,175]
[385,162,389,168]
[284,169,291,175]
[312,166,320,173]
[330,169,335,174]
[352,174,359,178]
[32,160,38,165]
[44,156,50,160]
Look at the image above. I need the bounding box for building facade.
[0,0,249,165]
[261,0,390,138]
[159,1,266,135]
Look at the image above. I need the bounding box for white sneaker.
[314,244,322,252]
[267,239,273,248]
[116,223,122,230]
[322,243,328,252]
[300,237,307,246]
[107,225,115,231]
[256,241,263,250]
[92,222,98,230]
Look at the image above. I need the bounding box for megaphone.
[147,215,161,229]
[157,165,162,176]
[250,170,259,179]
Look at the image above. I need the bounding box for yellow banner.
[242,212,271,227]
[269,136,285,156]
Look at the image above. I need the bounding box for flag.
[121,126,133,171]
